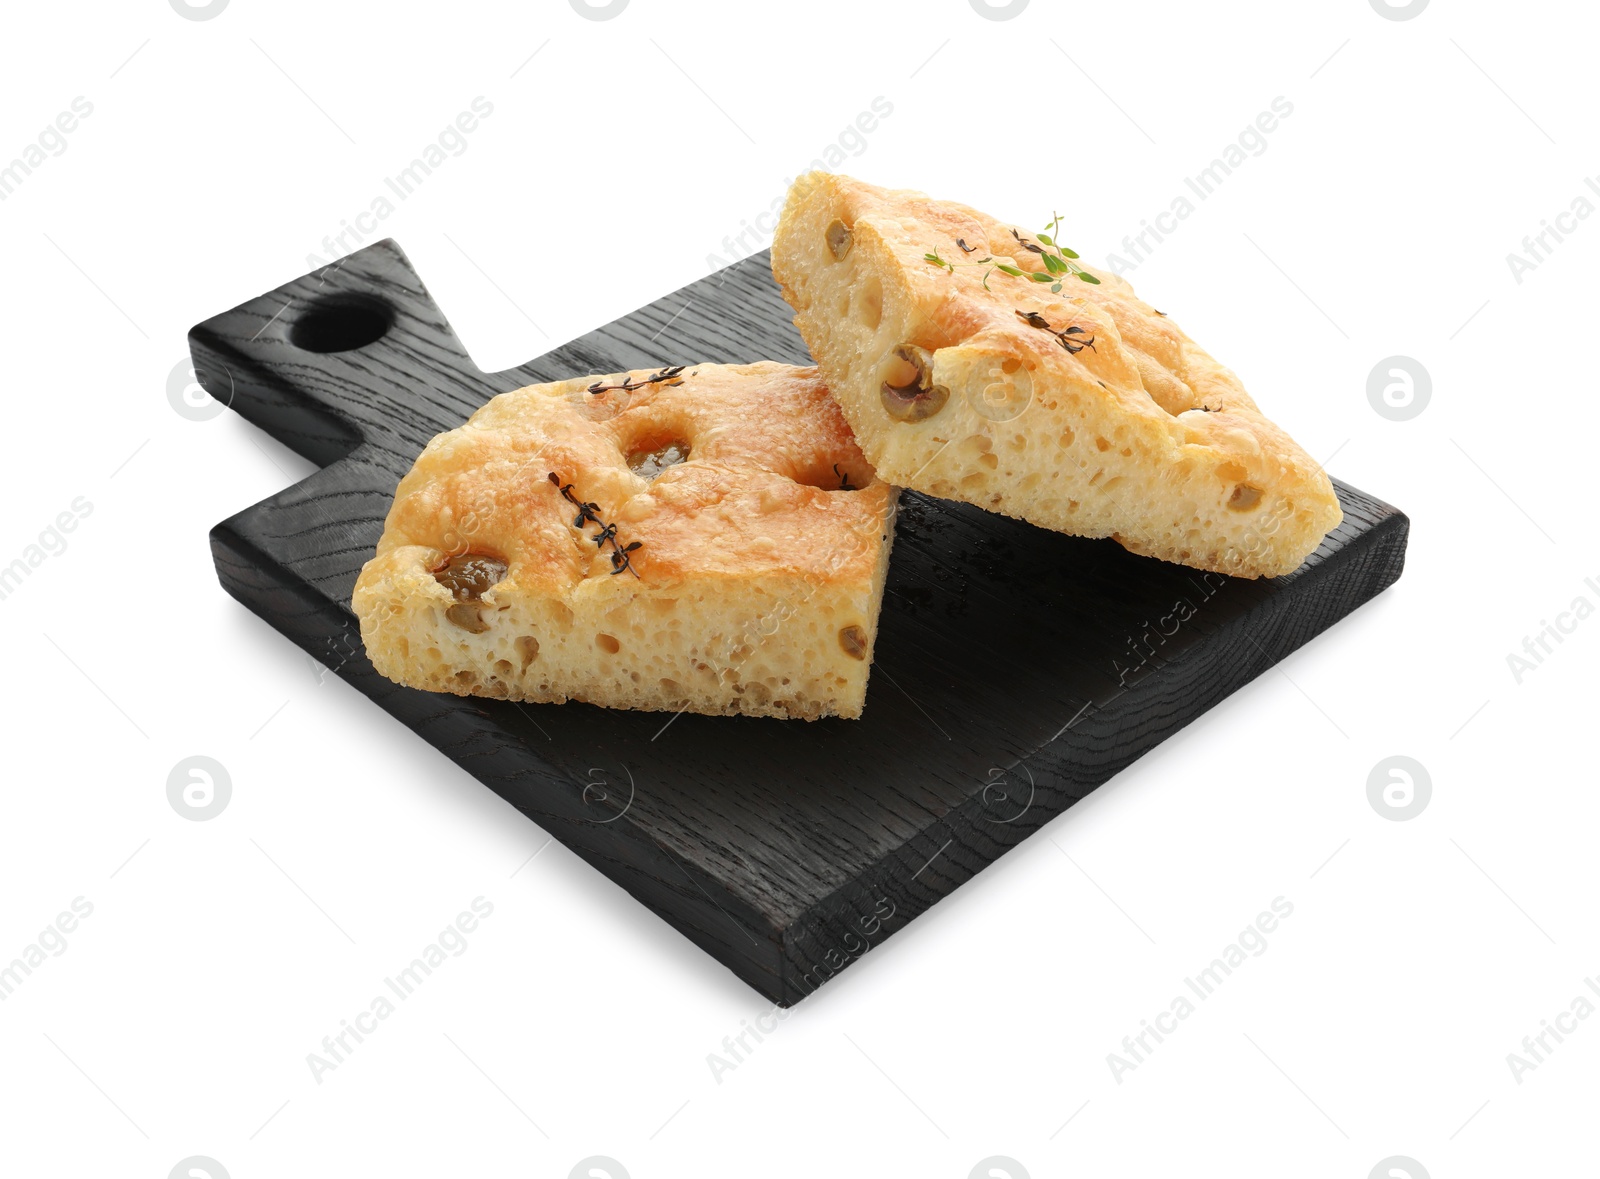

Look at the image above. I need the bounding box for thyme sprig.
[924,211,1101,292]
[1015,309,1097,355]
[548,472,642,577]
[587,365,687,395]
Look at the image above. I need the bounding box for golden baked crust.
[770,172,1342,578]
[352,362,898,720]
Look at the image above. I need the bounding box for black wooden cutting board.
[191,240,1408,1006]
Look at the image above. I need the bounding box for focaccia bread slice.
[770,172,1342,578]
[352,362,898,720]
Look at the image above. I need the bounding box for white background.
[1,1,1594,1176]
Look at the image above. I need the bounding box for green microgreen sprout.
[923,210,1100,293]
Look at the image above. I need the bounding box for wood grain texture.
[192,240,1409,1005]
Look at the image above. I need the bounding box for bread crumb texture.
[352,362,899,720]
[771,172,1342,578]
